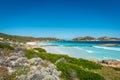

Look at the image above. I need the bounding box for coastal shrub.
[0,43,14,50]
[25,50,38,59]
[113,67,120,71]
[56,62,105,80]
[34,48,46,52]
[25,48,103,70]
[0,43,14,57]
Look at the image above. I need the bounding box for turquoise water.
[40,41,120,60]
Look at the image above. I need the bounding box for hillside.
[72,36,120,41]
[0,33,61,42]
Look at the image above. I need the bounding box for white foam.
[93,46,120,51]
[86,50,93,53]
[74,47,82,50]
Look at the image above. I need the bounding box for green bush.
[34,48,46,52]
[56,62,105,80]
[25,50,38,59]
[113,67,120,71]
[0,43,14,57]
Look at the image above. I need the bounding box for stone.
[0,67,8,73]
[10,51,25,57]
[27,71,45,80]
[101,60,120,67]
[0,58,6,66]
[7,55,18,61]
[43,75,60,80]
[55,58,67,64]
[29,58,43,66]
[70,70,77,78]
[14,57,28,67]
[100,44,120,47]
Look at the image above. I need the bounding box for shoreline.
[41,46,120,68]
[41,45,120,60]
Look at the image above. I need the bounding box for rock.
[101,60,120,67]
[55,58,67,64]
[17,75,27,80]
[18,62,61,80]
[47,64,61,76]
[70,70,77,78]
[43,75,60,80]
[100,44,120,47]
[5,57,28,67]
[7,67,15,73]
[29,58,43,66]
[14,57,28,67]
[0,58,6,66]
[10,51,25,57]
[0,67,8,73]
[28,72,44,80]
[7,55,18,61]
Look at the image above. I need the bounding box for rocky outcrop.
[101,60,120,67]
[0,50,61,80]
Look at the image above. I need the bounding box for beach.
[40,41,120,61]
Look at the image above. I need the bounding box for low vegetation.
[0,42,14,57]
[24,48,106,80]
[56,62,105,80]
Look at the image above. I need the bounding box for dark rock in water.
[100,44,120,47]
[101,60,120,67]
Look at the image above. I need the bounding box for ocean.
[40,41,120,60]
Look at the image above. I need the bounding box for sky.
[0,0,120,39]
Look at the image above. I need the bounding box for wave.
[86,50,93,53]
[73,47,83,50]
[93,46,120,51]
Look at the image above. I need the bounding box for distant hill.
[72,36,96,41]
[0,33,61,42]
[97,36,120,41]
[72,36,120,41]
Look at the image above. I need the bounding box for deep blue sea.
[40,41,120,60]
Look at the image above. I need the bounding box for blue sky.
[0,0,120,39]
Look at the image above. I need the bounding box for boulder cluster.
[101,60,120,67]
[0,50,61,80]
